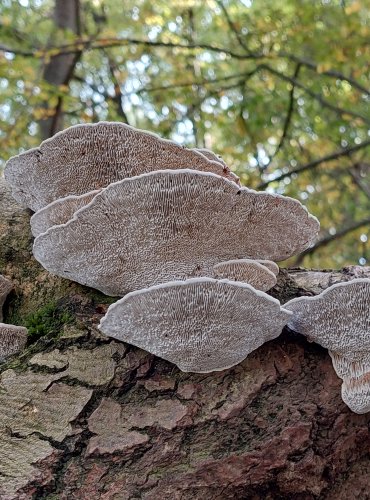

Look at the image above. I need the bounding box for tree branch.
[258,139,370,189]
[295,216,370,264]
[215,0,251,54]
[261,64,370,125]
[262,63,301,170]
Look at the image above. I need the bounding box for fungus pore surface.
[33,169,319,295]
[284,279,370,358]
[31,190,101,237]
[213,259,277,291]
[0,323,28,361]
[4,122,239,211]
[99,278,292,373]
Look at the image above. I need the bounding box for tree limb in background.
[262,63,301,171]
[39,0,82,139]
[2,38,368,97]
[295,216,370,265]
[104,51,130,124]
[215,0,252,54]
[258,139,370,189]
[261,64,370,125]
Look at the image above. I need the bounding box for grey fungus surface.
[98,278,292,373]
[0,323,28,362]
[30,190,101,237]
[284,279,370,357]
[213,259,277,291]
[193,148,228,168]
[285,279,370,414]
[4,121,239,211]
[255,259,279,276]
[33,169,320,296]
[0,276,12,322]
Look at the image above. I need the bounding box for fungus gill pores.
[33,169,319,296]
[4,121,239,212]
[0,324,28,362]
[30,190,101,238]
[99,278,292,373]
[285,279,370,414]
[213,259,278,291]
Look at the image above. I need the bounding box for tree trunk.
[1,178,370,499]
[39,0,81,140]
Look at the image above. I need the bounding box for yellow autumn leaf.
[317,62,332,73]
[345,1,361,14]
[1,16,11,26]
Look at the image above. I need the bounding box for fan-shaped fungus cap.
[285,279,370,413]
[193,148,228,168]
[0,275,12,322]
[213,259,277,291]
[329,352,370,414]
[30,190,100,237]
[33,169,319,295]
[0,323,28,361]
[99,278,292,373]
[4,122,239,211]
[285,279,370,357]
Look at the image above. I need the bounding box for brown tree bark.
[39,0,81,139]
[1,178,370,499]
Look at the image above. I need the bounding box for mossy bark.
[1,179,370,499]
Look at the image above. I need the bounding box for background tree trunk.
[1,178,370,499]
[39,0,81,139]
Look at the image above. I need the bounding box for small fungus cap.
[0,323,28,361]
[329,352,370,414]
[30,190,100,237]
[4,122,239,211]
[213,259,277,291]
[0,275,13,322]
[285,279,370,358]
[33,169,319,295]
[98,278,292,373]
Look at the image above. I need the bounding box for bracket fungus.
[0,324,28,361]
[33,169,319,295]
[285,279,370,413]
[4,121,239,211]
[30,190,101,237]
[99,278,292,373]
[213,259,278,291]
[0,275,12,322]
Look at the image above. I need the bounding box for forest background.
[0,0,369,269]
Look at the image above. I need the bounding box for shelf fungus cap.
[213,259,278,291]
[99,278,292,373]
[33,169,319,295]
[30,190,100,237]
[284,279,370,357]
[0,323,28,362]
[193,148,228,169]
[0,275,13,322]
[4,121,239,211]
[330,352,370,414]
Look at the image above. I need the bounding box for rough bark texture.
[1,177,370,499]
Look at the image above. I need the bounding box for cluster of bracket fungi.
[2,122,370,413]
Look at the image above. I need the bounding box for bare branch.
[262,63,301,170]
[295,216,370,264]
[261,64,370,125]
[280,52,370,97]
[258,139,370,189]
[215,0,251,54]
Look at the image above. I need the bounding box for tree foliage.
[0,0,369,268]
